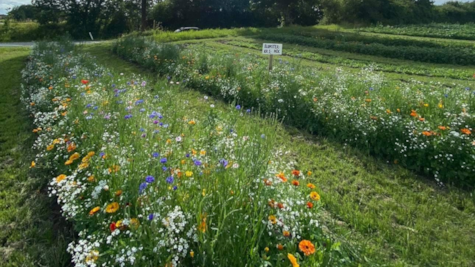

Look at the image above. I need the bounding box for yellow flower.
[65,160,73,165]
[105,202,119,213]
[268,215,277,224]
[85,250,99,264]
[438,103,444,108]
[79,162,89,170]
[185,171,193,177]
[288,254,300,267]
[30,161,36,168]
[424,103,429,107]
[46,144,55,151]
[190,251,194,258]
[264,247,270,253]
[307,183,316,189]
[310,191,320,201]
[188,120,196,125]
[56,174,67,183]
[88,151,95,157]
[200,150,206,156]
[53,139,60,144]
[130,218,140,229]
[87,175,95,182]
[89,206,100,216]
[307,171,312,176]
[69,152,80,161]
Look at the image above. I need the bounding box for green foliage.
[255,31,475,65]
[222,37,475,80]
[0,21,67,42]
[359,23,475,41]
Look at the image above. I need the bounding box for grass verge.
[0,47,73,267]
[83,43,475,266]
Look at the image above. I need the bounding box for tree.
[142,0,147,31]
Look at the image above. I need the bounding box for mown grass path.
[0,47,72,267]
[84,43,475,267]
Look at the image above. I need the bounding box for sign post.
[262,43,282,71]
[89,32,94,41]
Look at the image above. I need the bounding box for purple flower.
[124,114,132,119]
[166,176,174,184]
[173,186,177,191]
[140,108,146,112]
[153,120,159,124]
[141,81,147,87]
[139,182,148,194]
[236,105,241,110]
[135,99,144,105]
[160,158,167,164]
[145,175,155,183]
[246,109,251,113]
[185,153,190,158]
[162,166,168,171]
[194,160,202,166]
[219,159,228,167]
[152,152,159,158]
[99,152,105,158]
[148,214,154,221]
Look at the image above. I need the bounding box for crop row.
[22,41,348,266]
[254,33,475,65]
[359,23,475,41]
[221,38,475,80]
[114,36,475,186]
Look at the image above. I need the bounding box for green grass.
[82,43,475,266]
[0,47,73,266]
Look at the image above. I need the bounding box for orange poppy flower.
[307,183,316,189]
[299,240,316,256]
[422,131,432,137]
[292,180,300,186]
[276,172,288,182]
[438,126,447,131]
[291,170,300,176]
[461,128,471,135]
[410,110,417,117]
[307,202,314,209]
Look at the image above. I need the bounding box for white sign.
[262,43,282,55]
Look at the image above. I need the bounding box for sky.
[0,0,473,14]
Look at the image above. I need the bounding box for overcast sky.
[0,0,473,14]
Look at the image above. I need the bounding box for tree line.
[5,0,475,39]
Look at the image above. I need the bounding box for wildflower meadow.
[113,36,475,187]
[21,41,351,267]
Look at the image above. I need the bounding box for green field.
[2,23,475,267]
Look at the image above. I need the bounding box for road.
[0,41,106,47]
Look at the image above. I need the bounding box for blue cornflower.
[166,176,174,184]
[99,152,105,158]
[148,214,154,221]
[86,104,92,108]
[261,134,266,139]
[369,87,374,91]
[145,175,155,183]
[236,105,241,110]
[140,108,146,112]
[140,128,145,132]
[139,182,148,194]
[173,186,178,191]
[186,153,190,158]
[194,160,202,166]
[160,158,167,164]
[93,106,98,110]
[135,99,144,105]
[220,159,228,167]
[124,114,132,119]
[162,166,168,171]
[246,109,251,113]
[152,152,159,158]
